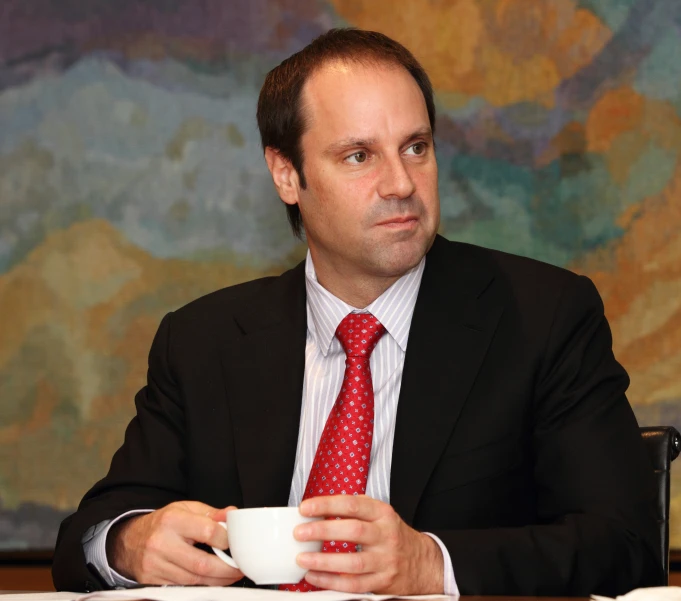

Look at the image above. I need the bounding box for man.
[52,28,662,595]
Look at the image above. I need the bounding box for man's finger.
[294,518,379,546]
[171,513,230,548]
[138,560,205,586]
[211,505,238,523]
[304,570,383,594]
[300,495,384,522]
[297,548,378,575]
[166,542,244,582]
[139,556,239,586]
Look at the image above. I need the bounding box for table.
[463,598,589,601]
[0,595,591,600]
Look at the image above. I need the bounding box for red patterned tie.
[280,312,386,592]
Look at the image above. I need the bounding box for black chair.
[640,426,680,582]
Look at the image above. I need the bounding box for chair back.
[640,426,680,582]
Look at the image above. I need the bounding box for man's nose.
[376,155,417,200]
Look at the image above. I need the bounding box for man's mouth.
[376,215,418,227]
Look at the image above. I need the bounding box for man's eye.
[346,151,367,164]
[407,143,426,155]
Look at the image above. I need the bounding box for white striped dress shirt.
[287,253,457,595]
[288,252,425,507]
[85,251,457,594]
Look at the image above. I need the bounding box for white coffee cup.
[211,506,322,585]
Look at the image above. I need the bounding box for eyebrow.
[322,127,433,157]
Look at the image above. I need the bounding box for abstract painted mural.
[1,0,680,550]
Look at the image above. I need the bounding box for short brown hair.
[256,28,437,239]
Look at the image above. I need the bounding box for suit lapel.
[220,262,307,509]
[390,236,505,525]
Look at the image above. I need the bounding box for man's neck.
[314,270,400,308]
[307,251,400,308]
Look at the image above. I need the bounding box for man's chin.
[369,239,430,278]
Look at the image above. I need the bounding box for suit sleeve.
[431,275,664,596]
[52,312,188,592]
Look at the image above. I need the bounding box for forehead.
[300,60,430,145]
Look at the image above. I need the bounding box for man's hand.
[107,501,244,586]
[294,495,444,594]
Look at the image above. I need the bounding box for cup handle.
[211,522,239,569]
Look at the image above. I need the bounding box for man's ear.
[265,147,300,207]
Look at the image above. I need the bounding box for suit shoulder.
[433,238,602,317]
[174,275,277,319]
[447,239,584,289]
[168,259,304,328]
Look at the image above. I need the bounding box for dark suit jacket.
[52,235,662,595]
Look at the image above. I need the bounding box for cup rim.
[229,506,303,515]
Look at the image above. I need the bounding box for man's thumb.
[212,505,238,522]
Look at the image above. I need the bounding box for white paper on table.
[75,587,455,601]
[0,594,82,601]
[592,587,681,601]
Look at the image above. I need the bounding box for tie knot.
[335,313,386,358]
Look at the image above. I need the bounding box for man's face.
[292,61,440,282]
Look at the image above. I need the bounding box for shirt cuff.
[82,509,153,588]
[423,532,459,596]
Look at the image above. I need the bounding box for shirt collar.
[305,251,426,356]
